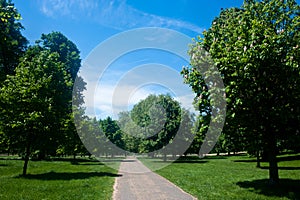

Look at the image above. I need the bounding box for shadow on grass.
[233,154,300,163]
[17,171,121,180]
[203,156,228,160]
[70,160,103,165]
[0,164,8,166]
[174,160,208,164]
[48,158,100,162]
[259,166,300,170]
[174,156,208,163]
[121,160,136,162]
[237,179,300,199]
[146,156,208,164]
[233,159,257,163]
[277,155,300,162]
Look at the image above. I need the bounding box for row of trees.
[182,0,300,184]
[0,0,87,175]
[1,0,300,184]
[0,0,196,174]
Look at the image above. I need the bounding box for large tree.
[182,0,300,184]
[0,0,27,83]
[130,94,182,160]
[35,32,86,159]
[0,47,71,175]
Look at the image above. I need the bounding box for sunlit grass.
[0,156,119,200]
[140,153,300,200]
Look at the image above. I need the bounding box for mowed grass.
[140,154,300,200]
[0,156,120,200]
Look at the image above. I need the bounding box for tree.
[130,94,182,160]
[0,0,27,83]
[117,111,142,153]
[100,117,124,156]
[182,0,300,184]
[36,32,86,159]
[0,47,71,175]
[38,32,81,81]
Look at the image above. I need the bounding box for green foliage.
[0,2,86,175]
[0,0,27,82]
[38,31,81,81]
[95,94,194,157]
[36,32,86,158]
[100,117,124,153]
[0,47,70,156]
[128,94,182,153]
[182,0,300,182]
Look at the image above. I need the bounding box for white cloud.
[82,64,196,120]
[38,0,98,18]
[38,0,203,33]
[86,83,154,119]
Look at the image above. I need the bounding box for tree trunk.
[268,147,279,184]
[256,150,261,168]
[267,133,279,185]
[22,134,32,176]
[163,153,167,162]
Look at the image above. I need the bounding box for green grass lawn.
[140,153,300,200]
[0,156,119,200]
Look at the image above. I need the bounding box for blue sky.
[13,0,245,119]
[14,0,244,58]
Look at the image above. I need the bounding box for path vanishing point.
[113,156,197,200]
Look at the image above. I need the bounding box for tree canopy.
[0,0,27,82]
[182,0,300,184]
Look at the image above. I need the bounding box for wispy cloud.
[39,0,98,18]
[38,0,203,33]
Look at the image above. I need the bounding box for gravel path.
[113,157,197,200]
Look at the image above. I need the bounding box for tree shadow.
[203,155,228,160]
[233,154,300,163]
[48,158,100,162]
[70,160,103,165]
[17,171,122,180]
[277,155,300,162]
[174,156,208,163]
[121,160,136,162]
[174,160,208,164]
[147,156,208,164]
[233,159,257,163]
[259,166,300,170]
[0,164,8,166]
[236,179,300,199]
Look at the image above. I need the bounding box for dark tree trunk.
[268,146,279,184]
[267,132,279,185]
[256,150,261,168]
[22,134,32,176]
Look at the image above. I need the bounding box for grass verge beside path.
[0,156,120,200]
[139,154,300,200]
